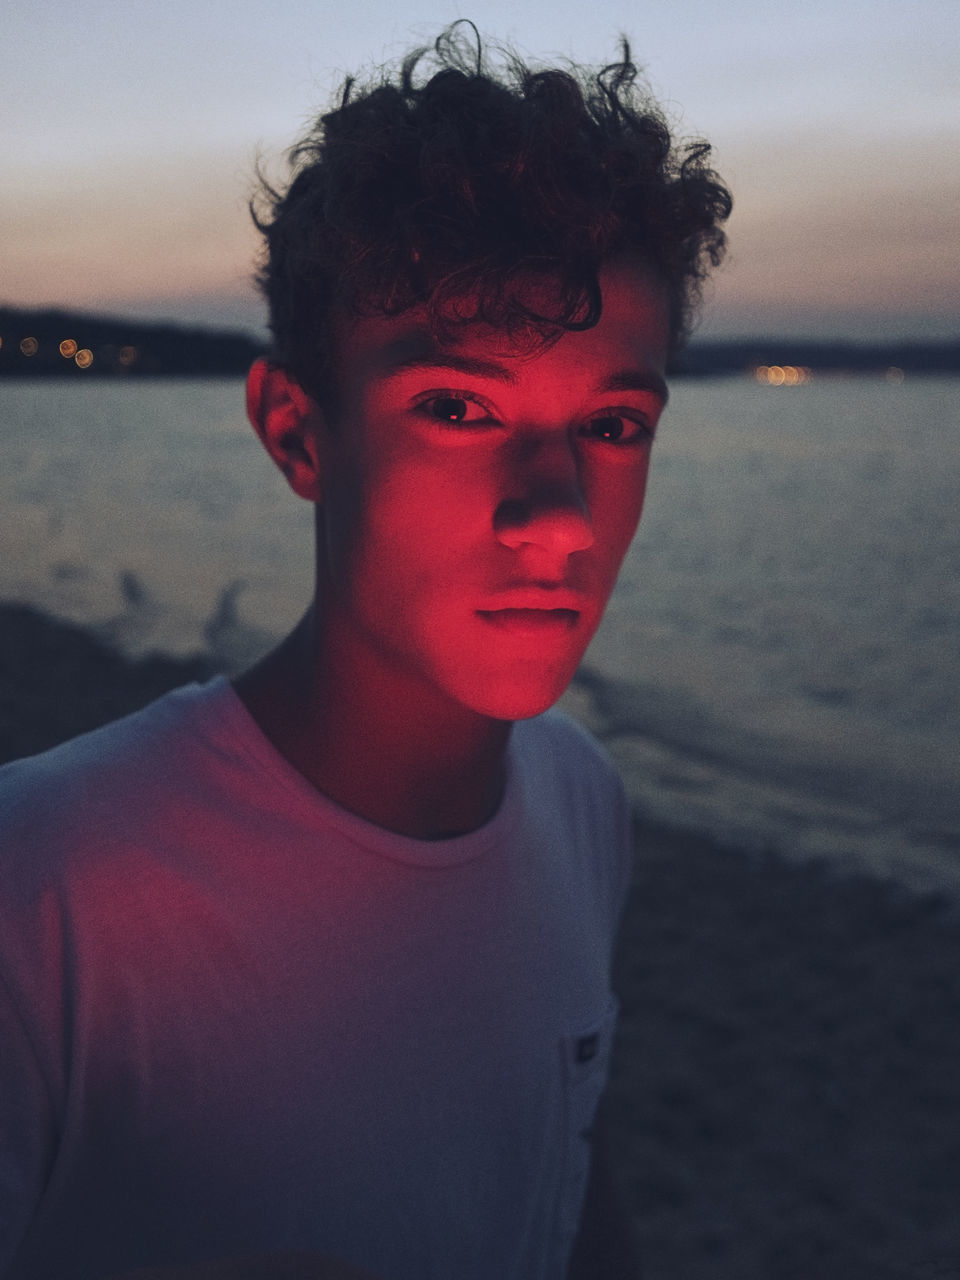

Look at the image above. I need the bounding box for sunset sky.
[3,0,957,341]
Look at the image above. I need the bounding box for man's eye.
[583,414,652,445]
[429,396,470,424]
[588,415,625,442]
[418,394,493,428]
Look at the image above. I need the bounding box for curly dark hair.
[251,22,731,406]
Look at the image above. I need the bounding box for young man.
[0,27,730,1280]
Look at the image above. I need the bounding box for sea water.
[1,376,957,891]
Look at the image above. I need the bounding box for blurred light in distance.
[754,364,811,386]
[59,338,78,358]
[119,345,138,366]
[20,337,39,356]
[75,349,94,368]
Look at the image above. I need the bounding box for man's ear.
[246,359,325,502]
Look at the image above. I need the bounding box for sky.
[3,0,958,342]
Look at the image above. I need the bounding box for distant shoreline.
[2,303,958,379]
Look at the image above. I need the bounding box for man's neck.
[231,612,512,840]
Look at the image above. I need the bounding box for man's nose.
[493,437,594,558]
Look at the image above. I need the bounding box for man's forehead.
[343,301,548,366]
[329,256,670,401]
[372,327,533,381]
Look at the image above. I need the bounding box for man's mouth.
[476,608,580,630]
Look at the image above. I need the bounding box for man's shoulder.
[512,707,633,917]
[514,705,622,789]
[0,677,230,856]
[511,706,629,846]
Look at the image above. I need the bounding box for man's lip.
[477,607,580,630]
[476,591,587,612]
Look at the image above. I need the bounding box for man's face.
[309,257,670,722]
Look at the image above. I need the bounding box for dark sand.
[2,602,959,1279]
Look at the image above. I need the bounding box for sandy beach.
[2,602,958,1278]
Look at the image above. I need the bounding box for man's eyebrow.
[602,369,670,407]
[382,351,518,384]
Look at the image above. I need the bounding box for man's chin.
[461,673,578,722]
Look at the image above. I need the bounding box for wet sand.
[2,602,958,1278]
[609,827,960,1278]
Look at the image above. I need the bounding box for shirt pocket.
[555,995,620,1259]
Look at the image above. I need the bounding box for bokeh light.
[754,365,812,386]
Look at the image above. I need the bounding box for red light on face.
[316,260,667,721]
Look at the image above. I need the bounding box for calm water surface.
[2,376,958,890]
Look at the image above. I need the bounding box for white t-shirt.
[0,678,632,1280]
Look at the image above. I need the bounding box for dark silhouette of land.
[1,304,957,379]
[673,337,960,378]
[0,306,263,378]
